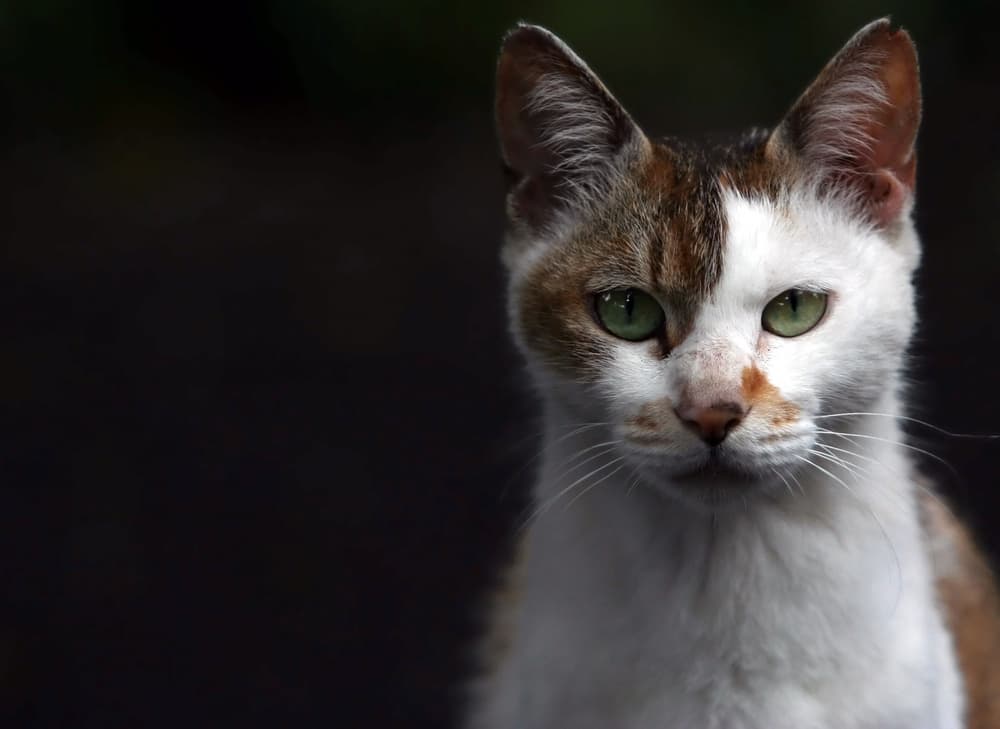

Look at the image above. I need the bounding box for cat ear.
[771,18,921,227]
[496,24,647,230]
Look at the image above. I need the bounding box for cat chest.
[509,557,939,729]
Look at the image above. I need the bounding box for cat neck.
[530,392,926,619]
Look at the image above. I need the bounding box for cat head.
[495,19,922,505]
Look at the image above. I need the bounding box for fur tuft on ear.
[770,18,921,227]
[495,24,647,231]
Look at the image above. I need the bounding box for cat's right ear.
[495,25,647,231]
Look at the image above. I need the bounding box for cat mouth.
[672,459,761,486]
[661,451,768,492]
[631,447,783,505]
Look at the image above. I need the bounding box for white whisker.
[814,412,1000,440]
[809,446,868,481]
[519,454,626,531]
[626,467,642,496]
[565,463,628,508]
[819,441,958,518]
[808,450,858,481]
[796,453,903,614]
[771,467,795,498]
[814,428,960,478]
[794,453,856,496]
[499,421,613,501]
[560,440,623,468]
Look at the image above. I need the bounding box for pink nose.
[674,402,746,446]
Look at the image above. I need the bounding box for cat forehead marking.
[643,144,724,306]
[638,137,783,341]
[515,133,786,379]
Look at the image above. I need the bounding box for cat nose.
[674,402,746,446]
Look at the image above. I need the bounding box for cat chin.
[635,455,782,510]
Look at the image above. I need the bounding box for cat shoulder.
[920,483,1000,729]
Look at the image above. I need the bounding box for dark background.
[2,1,998,727]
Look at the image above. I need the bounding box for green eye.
[762,289,828,337]
[595,288,665,341]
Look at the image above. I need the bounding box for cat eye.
[595,288,665,341]
[762,289,828,337]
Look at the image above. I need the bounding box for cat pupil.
[789,290,799,313]
[625,290,635,319]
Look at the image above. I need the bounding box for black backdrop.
[3,2,999,727]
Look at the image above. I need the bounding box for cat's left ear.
[770,18,921,227]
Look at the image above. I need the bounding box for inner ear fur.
[770,18,921,227]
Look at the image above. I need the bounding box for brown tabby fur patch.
[921,490,1000,729]
[624,398,677,444]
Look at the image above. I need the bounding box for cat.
[464,18,1000,729]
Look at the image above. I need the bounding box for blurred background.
[2,1,998,726]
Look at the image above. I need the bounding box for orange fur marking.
[472,537,528,679]
[921,491,1000,729]
[740,365,799,426]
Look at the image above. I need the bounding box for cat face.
[496,20,922,504]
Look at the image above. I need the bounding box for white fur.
[798,61,889,172]
[467,192,963,729]
[527,72,620,204]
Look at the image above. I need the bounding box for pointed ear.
[495,25,647,230]
[770,19,921,227]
